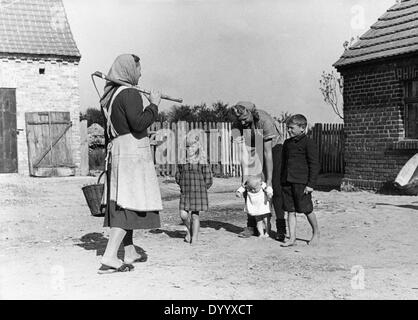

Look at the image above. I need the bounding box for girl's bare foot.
[308,234,320,246]
[184,233,191,243]
[281,239,297,247]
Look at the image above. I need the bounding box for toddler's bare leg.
[306,212,320,246]
[281,212,297,247]
[180,210,191,243]
[256,219,265,238]
[264,216,270,237]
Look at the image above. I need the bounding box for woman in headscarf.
[232,101,286,241]
[98,54,163,273]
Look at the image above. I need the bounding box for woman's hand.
[147,89,162,106]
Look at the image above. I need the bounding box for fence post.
[170,122,177,176]
[178,121,187,165]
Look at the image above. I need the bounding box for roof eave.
[0,52,81,62]
[334,50,418,72]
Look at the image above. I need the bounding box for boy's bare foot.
[308,234,320,246]
[281,239,297,247]
[184,233,191,243]
[190,237,199,246]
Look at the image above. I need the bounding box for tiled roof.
[334,0,418,68]
[0,0,81,59]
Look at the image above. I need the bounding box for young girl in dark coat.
[175,134,213,245]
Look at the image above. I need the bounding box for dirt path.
[0,174,417,299]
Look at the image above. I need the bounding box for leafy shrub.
[166,101,236,123]
[89,148,106,170]
[80,108,105,128]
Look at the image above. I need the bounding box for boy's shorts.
[282,183,313,214]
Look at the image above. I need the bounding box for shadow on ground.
[376,203,418,211]
[149,220,244,239]
[201,220,244,234]
[75,232,148,262]
[149,228,186,239]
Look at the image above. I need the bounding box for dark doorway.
[0,88,18,173]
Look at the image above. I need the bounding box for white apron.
[101,86,163,212]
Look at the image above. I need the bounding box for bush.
[80,108,105,128]
[166,101,237,123]
[89,148,106,170]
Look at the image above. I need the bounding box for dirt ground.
[0,173,417,300]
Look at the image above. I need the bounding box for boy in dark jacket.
[281,114,320,247]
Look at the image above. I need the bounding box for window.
[404,80,418,139]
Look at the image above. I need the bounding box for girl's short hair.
[287,114,307,128]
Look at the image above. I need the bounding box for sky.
[62,0,397,124]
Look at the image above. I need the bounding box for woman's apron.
[101,86,163,212]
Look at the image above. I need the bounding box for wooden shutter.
[25,112,76,177]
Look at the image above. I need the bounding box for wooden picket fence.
[149,121,344,177]
[270,122,345,174]
[308,123,345,174]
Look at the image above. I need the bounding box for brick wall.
[0,57,81,176]
[338,56,418,190]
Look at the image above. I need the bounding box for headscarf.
[100,54,141,109]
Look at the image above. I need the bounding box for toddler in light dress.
[236,176,271,238]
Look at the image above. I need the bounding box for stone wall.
[0,56,81,175]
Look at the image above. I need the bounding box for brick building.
[334,0,418,190]
[0,0,81,176]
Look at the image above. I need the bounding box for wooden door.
[0,88,18,173]
[25,112,75,177]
